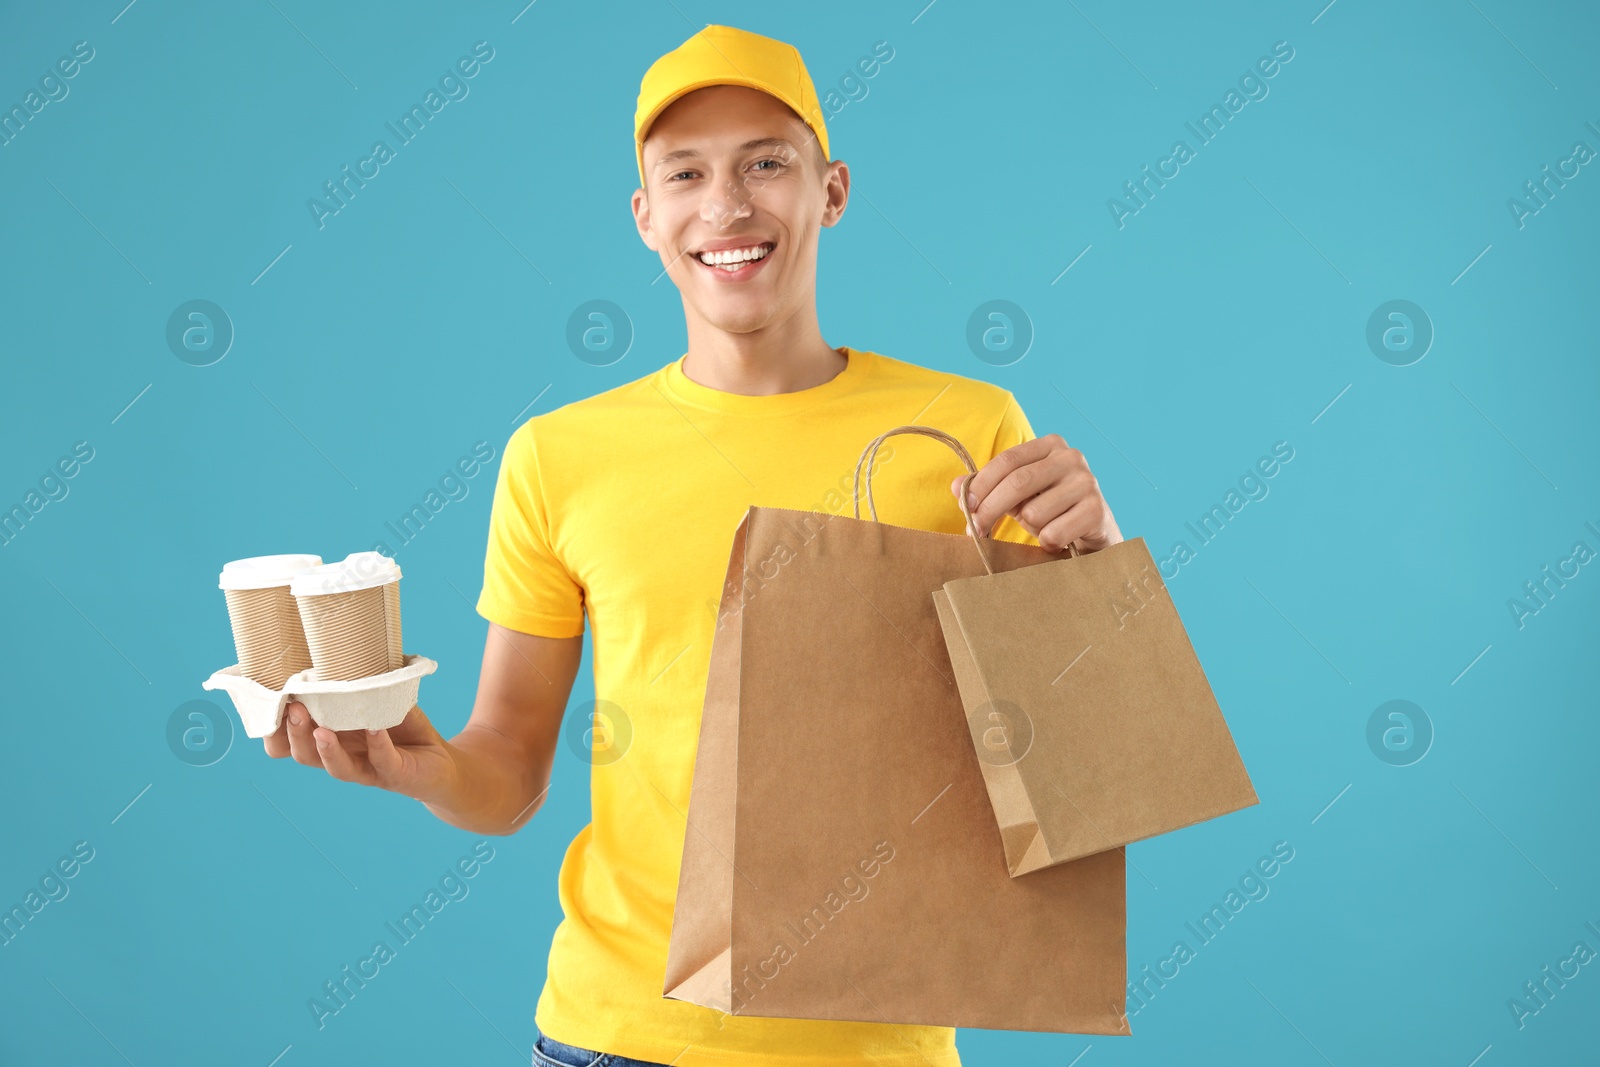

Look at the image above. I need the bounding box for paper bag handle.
[850,425,1002,574]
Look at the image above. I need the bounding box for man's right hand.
[264,702,458,804]
[256,626,583,836]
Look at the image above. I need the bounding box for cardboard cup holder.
[202,654,438,738]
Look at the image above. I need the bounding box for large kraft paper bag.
[663,426,1129,1035]
[930,473,1259,877]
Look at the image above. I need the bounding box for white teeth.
[698,244,771,266]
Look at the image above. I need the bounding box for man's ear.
[820,160,850,229]
[631,187,660,252]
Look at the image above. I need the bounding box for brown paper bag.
[663,426,1130,1036]
[931,472,1259,877]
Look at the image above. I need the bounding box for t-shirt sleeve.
[987,391,1042,548]
[475,423,587,638]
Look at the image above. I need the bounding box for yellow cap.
[634,24,830,187]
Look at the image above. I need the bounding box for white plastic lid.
[219,554,325,591]
[290,551,402,597]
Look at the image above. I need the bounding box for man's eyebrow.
[652,137,798,169]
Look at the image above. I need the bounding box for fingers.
[365,726,404,784]
[962,437,1057,515]
[269,702,424,796]
[970,439,1083,538]
[284,702,324,767]
[969,467,1045,538]
[950,473,987,537]
[1034,495,1099,553]
[1038,493,1122,553]
[314,726,374,786]
[263,714,291,759]
[1008,476,1091,540]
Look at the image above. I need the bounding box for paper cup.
[218,554,324,690]
[291,552,403,681]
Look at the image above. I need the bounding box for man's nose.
[701,178,753,228]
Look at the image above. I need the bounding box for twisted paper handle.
[850,426,986,574]
[851,425,1080,573]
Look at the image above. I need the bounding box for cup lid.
[290,551,402,596]
[219,554,325,590]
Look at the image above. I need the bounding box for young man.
[264,24,1122,1067]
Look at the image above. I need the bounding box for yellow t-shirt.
[476,345,1040,1067]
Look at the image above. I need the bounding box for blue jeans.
[533,1024,672,1067]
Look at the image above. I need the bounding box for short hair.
[806,134,829,178]
[781,106,829,178]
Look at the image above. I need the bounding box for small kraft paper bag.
[663,425,1130,1035]
[931,467,1259,878]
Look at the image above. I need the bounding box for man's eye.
[752,158,781,172]
[668,171,696,181]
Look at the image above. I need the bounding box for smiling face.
[633,85,847,337]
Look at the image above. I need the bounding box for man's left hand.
[950,434,1124,554]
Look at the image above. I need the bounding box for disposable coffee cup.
[290,551,404,682]
[219,554,324,690]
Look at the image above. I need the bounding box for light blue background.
[2,1,1596,1064]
